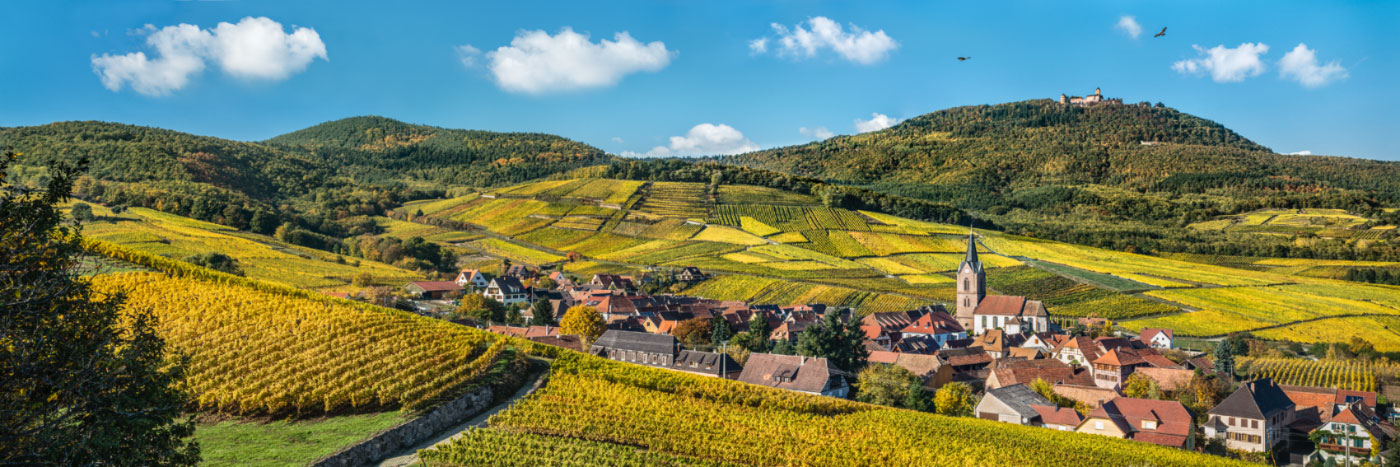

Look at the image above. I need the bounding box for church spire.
[963,223,980,267]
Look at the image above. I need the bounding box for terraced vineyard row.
[1238,357,1398,392]
[710,204,871,232]
[421,428,739,467]
[636,182,711,218]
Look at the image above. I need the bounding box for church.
[954,229,1051,335]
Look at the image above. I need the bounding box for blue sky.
[2,0,1396,160]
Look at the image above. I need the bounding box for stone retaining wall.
[310,386,494,467]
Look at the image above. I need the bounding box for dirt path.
[375,373,548,467]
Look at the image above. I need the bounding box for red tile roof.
[973,295,1045,317]
[1139,328,1173,345]
[1032,404,1084,427]
[1094,349,1147,367]
[407,281,464,292]
[1089,397,1195,448]
[899,311,964,336]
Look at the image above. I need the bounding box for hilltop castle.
[1059,88,1123,106]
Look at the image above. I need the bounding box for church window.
[963,278,969,290]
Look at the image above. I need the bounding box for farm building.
[403,281,463,300]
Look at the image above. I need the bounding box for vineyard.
[1237,357,1399,392]
[93,272,515,416]
[636,182,711,218]
[434,353,1250,467]
[77,204,421,290]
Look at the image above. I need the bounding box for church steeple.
[955,223,986,330]
[962,226,981,271]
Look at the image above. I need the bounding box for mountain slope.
[265,116,616,187]
[720,99,1400,206]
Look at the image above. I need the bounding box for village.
[352,231,1396,466]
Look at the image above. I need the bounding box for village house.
[590,330,680,368]
[1204,378,1296,453]
[1090,348,1150,390]
[590,273,635,292]
[483,276,530,305]
[672,349,743,379]
[985,358,1094,390]
[975,383,1053,426]
[547,271,575,289]
[454,269,490,289]
[861,310,922,350]
[403,280,462,300]
[1305,401,1388,465]
[504,263,537,279]
[1139,328,1174,349]
[1034,405,1084,431]
[1052,336,1104,369]
[1077,397,1196,449]
[737,354,849,398]
[972,328,1026,359]
[675,266,707,283]
[898,310,967,349]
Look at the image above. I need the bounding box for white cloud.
[1172,43,1269,83]
[1278,43,1347,88]
[611,136,624,144]
[91,17,326,96]
[748,37,768,54]
[473,27,673,95]
[1116,16,1142,39]
[628,123,760,157]
[755,17,897,65]
[799,126,834,140]
[456,44,482,67]
[1287,150,1313,155]
[854,113,900,133]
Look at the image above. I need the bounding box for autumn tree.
[457,294,505,323]
[673,317,712,347]
[934,381,976,417]
[560,305,606,345]
[1030,378,1073,408]
[1123,372,1162,400]
[1,152,199,464]
[856,364,922,409]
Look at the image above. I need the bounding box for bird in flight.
[957,56,971,61]
[1153,27,1167,38]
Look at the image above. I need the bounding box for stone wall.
[310,386,494,467]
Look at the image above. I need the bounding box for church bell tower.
[955,226,986,330]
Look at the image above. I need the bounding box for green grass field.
[194,412,406,466]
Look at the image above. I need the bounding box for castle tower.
[1095,87,1102,96]
[1059,93,1067,104]
[955,226,985,330]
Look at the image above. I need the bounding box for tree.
[673,317,712,347]
[934,381,976,417]
[184,252,243,276]
[1214,339,1236,378]
[730,331,767,353]
[796,311,869,373]
[746,314,772,349]
[856,364,921,408]
[529,299,556,326]
[506,307,524,326]
[710,315,732,345]
[457,294,505,323]
[70,202,94,222]
[771,339,796,355]
[560,305,606,345]
[1,152,199,465]
[1123,372,1162,400]
[903,380,931,412]
[1030,378,1071,408]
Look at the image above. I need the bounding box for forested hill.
[264,116,615,187]
[0,117,612,237]
[718,99,1400,207]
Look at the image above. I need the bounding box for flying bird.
[957,56,971,61]
[1153,27,1167,38]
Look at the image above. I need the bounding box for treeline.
[1344,268,1400,286]
[599,159,987,227]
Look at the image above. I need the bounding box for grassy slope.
[195,412,406,467]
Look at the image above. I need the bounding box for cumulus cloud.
[626,123,760,157]
[1172,43,1269,83]
[799,126,834,140]
[1116,16,1142,39]
[1287,150,1313,156]
[611,136,624,143]
[1278,43,1348,88]
[91,17,326,96]
[748,37,768,54]
[854,113,900,133]
[754,17,897,65]
[466,27,673,95]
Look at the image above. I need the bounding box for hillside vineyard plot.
[93,272,511,416]
[455,353,1249,467]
